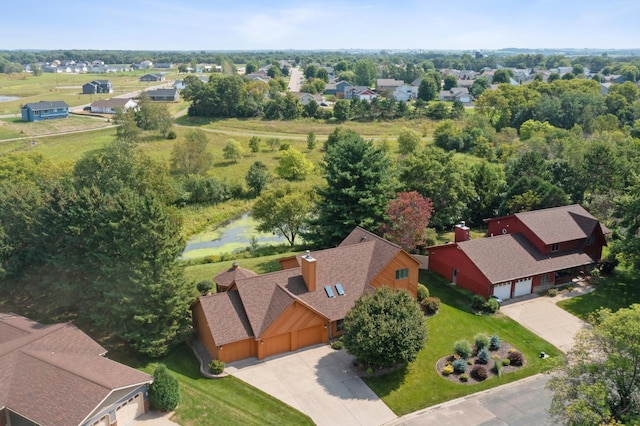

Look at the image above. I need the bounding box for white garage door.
[493,282,512,300]
[514,277,533,297]
[115,393,143,426]
[90,415,110,426]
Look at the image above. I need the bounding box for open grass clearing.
[363,271,563,415]
[0,115,112,140]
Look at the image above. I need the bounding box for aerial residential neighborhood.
[2,1,640,425]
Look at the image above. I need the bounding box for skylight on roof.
[335,283,345,296]
[324,285,335,298]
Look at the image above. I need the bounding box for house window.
[395,268,409,280]
[541,273,549,285]
[336,319,344,332]
[551,243,559,252]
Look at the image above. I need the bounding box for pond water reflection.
[181,212,287,259]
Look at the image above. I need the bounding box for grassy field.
[364,271,563,415]
[140,345,313,426]
[0,114,112,141]
[0,70,179,114]
[557,267,640,319]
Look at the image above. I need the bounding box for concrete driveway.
[226,344,396,426]
[500,290,590,353]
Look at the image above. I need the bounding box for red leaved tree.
[380,191,434,252]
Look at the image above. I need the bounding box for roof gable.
[196,291,254,345]
[514,204,601,244]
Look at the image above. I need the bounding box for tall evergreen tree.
[306,130,395,247]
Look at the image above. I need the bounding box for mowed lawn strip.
[557,268,640,319]
[364,271,563,416]
[141,345,314,426]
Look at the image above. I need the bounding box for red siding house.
[192,227,420,363]
[427,205,609,301]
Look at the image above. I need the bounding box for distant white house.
[89,98,138,114]
[439,87,472,103]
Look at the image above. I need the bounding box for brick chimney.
[454,221,470,243]
[301,250,317,292]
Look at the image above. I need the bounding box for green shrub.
[489,334,501,350]
[197,279,214,295]
[166,130,177,139]
[483,298,500,313]
[452,358,467,374]
[547,288,558,297]
[477,347,490,365]
[442,365,454,375]
[417,283,430,300]
[471,294,486,310]
[471,365,488,381]
[507,350,525,366]
[494,359,503,377]
[590,267,600,277]
[209,359,225,375]
[459,373,469,382]
[502,358,511,366]
[474,333,490,350]
[453,339,473,359]
[331,340,344,350]
[149,364,180,411]
[421,297,441,315]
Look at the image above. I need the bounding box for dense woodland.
[1,50,640,357]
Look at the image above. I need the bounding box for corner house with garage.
[0,313,153,426]
[192,227,420,363]
[427,204,609,301]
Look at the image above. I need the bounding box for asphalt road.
[388,374,555,426]
[288,66,303,92]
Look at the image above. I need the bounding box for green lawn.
[557,268,640,320]
[140,345,313,426]
[364,271,563,415]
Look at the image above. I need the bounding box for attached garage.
[492,282,512,300]
[263,333,291,358]
[513,277,533,297]
[115,393,143,426]
[297,325,324,349]
[90,415,110,426]
[220,338,252,363]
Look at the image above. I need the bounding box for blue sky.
[3,0,639,51]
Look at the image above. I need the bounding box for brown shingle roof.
[197,291,254,345]
[458,233,595,284]
[513,204,603,245]
[0,313,152,426]
[214,264,258,288]
[200,227,413,344]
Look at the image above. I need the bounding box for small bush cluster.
[421,297,441,315]
[489,334,501,350]
[507,350,525,366]
[453,339,473,359]
[331,340,344,350]
[471,295,499,314]
[494,359,503,377]
[547,288,558,297]
[477,347,490,364]
[417,283,430,300]
[474,333,490,350]
[452,358,467,374]
[442,364,454,375]
[459,373,469,382]
[502,358,511,366]
[209,359,225,375]
[471,365,488,381]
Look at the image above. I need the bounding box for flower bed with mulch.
[436,341,526,385]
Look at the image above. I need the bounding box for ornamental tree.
[379,191,433,252]
[149,364,180,411]
[548,305,640,424]
[342,287,427,368]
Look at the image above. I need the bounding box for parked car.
[83,106,91,111]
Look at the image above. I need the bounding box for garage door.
[513,277,533,297]
[264,333,291,358]
[115,393,143,426]
[90,415,110,426]
[297,325,324,349]
[493,282,512,300]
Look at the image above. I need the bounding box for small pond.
[181,212,288,259]
[0,96,20,103]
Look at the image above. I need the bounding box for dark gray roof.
[458,233,595,284]
[22,101,68,110]
[147,88,178,97]
[513,204,603,245]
